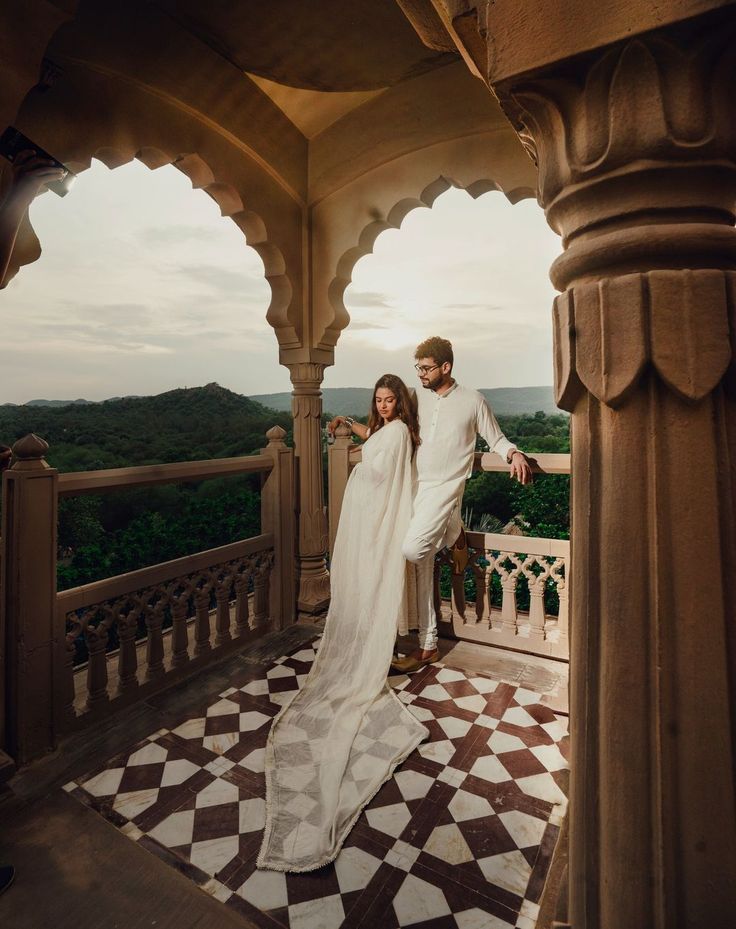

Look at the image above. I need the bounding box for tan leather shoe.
[390,649,439,673]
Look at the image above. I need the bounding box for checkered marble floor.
[65,637,569,929]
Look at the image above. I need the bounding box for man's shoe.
[390,649,439,673]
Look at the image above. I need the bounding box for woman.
[258,375,427,872]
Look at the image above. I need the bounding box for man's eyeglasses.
[414,363,441,375]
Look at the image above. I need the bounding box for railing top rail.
[475,451,570,474]
[58,454,274,497]
[57,532,275,613]
[346,447,570,474]
[466,529,569,557]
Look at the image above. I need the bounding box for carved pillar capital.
[496,19,736,410]
[288,362,326,390]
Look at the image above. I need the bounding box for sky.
[0,159,561,403]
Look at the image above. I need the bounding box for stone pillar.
[288,362,330,613]
[494,16,736,927]
[0,434,59,764]
[260,425,296,628]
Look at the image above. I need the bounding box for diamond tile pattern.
[66,637,568,929]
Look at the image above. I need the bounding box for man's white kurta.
[409,382,517,552]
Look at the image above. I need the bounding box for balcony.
[1,429,569,929]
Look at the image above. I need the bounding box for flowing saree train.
[258,419,428,872]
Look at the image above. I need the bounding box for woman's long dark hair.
[367,374,421,458]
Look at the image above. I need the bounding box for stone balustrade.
[0,427,295,765]
[328,423,570,660]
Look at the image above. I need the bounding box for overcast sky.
[1,159,560,404]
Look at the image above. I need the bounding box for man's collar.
[434,379,459,398]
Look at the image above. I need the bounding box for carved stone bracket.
[494,20,736,410]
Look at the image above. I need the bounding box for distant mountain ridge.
[252,385,560,416]
[6,383,561,416]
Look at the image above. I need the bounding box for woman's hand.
[328,416,348,435]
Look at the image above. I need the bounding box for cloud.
[344,290,390,308]
[138,224,214,246]
[174,263,267,294]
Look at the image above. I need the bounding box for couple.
[258,337,531,872]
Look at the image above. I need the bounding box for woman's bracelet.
[344,416,355,429]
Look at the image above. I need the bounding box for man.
[393,336,532,672]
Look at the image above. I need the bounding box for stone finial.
[11,433,50,469]
[266,425,287,446]
[334,423,352,437]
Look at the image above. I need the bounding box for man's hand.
[7,150,65,206]
[509,451,533,485]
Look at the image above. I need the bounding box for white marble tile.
[393,874,451,926]
[408,704,434,722]
[394,769,434,801]
[172,717,207,740]
[190,835,240,875]
[516,772,567,806]
[202,731,239,755]
[219,687,237,698]
[475,714,500,729]
[530,742,568,772]
[289,893,344,929]
[239,797,266,833]
[423,823,474,865]
[448,788,494,822]
[384,839,421,872]
[113,787,159,820]
[502,706,538,728]
[237,747,266,773]
[437,766,467,788]
[239,710,271,731]
[81,767,125,797]
[334,846,383,893]
[290,648,318,663]
[237,868,288,911]
[241,678,270,696]
[417,739,456,765]
[519,899,540,919]
[455,908,514,929]
[120,821,144,841]
[454,694,488,714]
[468,676,498,694]
[498,809,547,848]
[148,809,195,848]
[469,754,512,784]
[62,781,77,792]
[266,664,296,679]
[513,688,543,706]
[206,698,241,717]
[203,878,232,903]
[435,667,467,684]
[160,758,200,787]
[488,730,527,754]
[477,849,531,896]
[195,777,239,809]
[420,683,452,702]
[365,802,412,838]
[540,718,568,741]
[436,716,473,739]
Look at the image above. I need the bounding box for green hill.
[0,382,291,472]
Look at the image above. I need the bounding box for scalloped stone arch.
[9,143,293,346]
[328,174,536,343]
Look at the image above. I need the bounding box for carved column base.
[296,559,331,614]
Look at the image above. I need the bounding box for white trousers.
[402,483,464,652]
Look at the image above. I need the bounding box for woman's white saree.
[258,419,428,872]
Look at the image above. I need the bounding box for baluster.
[193,579,212,655]
[235,565,250,635]
[499,553,521,635]
[85,617,110,709]
[450,548,467,623]
[214,572,233,646]
[489,552,504,630]
[64,616,83,722]
[116,605,139,694]
[252,561,269,628]
[524,557,548,644]
[170,585,190,668]
[553,557,569,650]
[145,598,166,681]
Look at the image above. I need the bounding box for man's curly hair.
[414,337,453,369]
